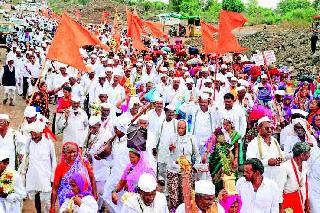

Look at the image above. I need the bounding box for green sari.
[208,128,242,194]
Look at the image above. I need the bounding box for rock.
[286,58,293,63]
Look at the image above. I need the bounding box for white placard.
[252,52,264,66]
[264,50,277,64]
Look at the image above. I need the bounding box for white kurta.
[25,137,56,192]
[308,147,320,213]
[176,202,225,213]
[154,119,177,164]
[279,159,308,206]
[60,109,89,147]
[147,109,165,135]
[236,177,282,213]
[88,130,113,182]
[103,136,129,212]
[59,195,98,213]
[121,192,169,213]
[246,136,285,186]
[0,170,26,213]
[0,128,26,170]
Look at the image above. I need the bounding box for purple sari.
[121,151,156,192]
[57,155,91,206]
[66,172,92,199]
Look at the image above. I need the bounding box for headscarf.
[65,172,92,198]
[125,149,156,192]
[61,141,81,164]
[220,194,243,213]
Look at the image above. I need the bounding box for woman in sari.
[50,142,97,213]
[111,148,155,207]
[208,118,242,194]
[59,172,98,213]
[307,99,320,124]
[219,191,242,213]
[30,81,67,118]
[53,86,72,134]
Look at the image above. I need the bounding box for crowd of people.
[0,9,320,213]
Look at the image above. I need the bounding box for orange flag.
[143,20,167,39]
[102,12,110,23]
[126,9,146,51]
[217,10,247,54]
[89,31,110,51]
[47,13,100,71]
[200,20,218,54]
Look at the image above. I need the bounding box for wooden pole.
[28,58,48,105]
[213,54,219,101]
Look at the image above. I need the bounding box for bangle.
[112,189,117,193]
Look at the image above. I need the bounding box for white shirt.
[280,159,308,203]
[246,136,285,185]
[307,147,320,212]
[176,202,224,213]
[59,195,98,213]
[0,170,26,213]
[25,137,56,192]
[121,192,169,213]
[218,105,247,137]
[60,109,89,147]
[0,128,26,170]
[53,74,69,97]
[154,119,177,164]
[236,177,282,213]
[147,109,165,135]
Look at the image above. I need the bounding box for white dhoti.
[3,86,16,101]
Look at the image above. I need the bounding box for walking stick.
[28,58,48,105]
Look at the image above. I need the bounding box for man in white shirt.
[121,173,169,213]
[22,121,56,213]
[236,158,282,213]
[280,142,311,213]
[0,56,18,106]
[176,180,224,213]
[219,93,247,138]
[0,150,26,213]
[147,97,165,135]
[58,96,89,147]
[152,104,177,189]
[307,145,320,213]
[246,116,285,186]
[53,64,69,99]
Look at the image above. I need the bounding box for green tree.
[179,0,201,15]
[313,0,320,9]
[169,0,182,12]
[277,0,311,14]
[222,0,245,12]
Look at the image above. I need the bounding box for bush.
[277,0,311,14]
[222,0,245,12]
[179,0,201,16]
[282,7,316,22]
[246,7,281,25]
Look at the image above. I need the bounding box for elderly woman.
[167,120,201,211]
[220,194,242,213]
[312,114,320,145]
[50,142,97,213]
[208,117,242,194]
[59,172,98,213]
[111,148,156,205]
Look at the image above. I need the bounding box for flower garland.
[218,146,232,176]
[0,170,14,195]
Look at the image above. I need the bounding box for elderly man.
[153,104,177,188]
[100,103,115,133]
[0,150,26,212]
[0,113,26,171]
[147,97,165,135]
[180,93,218,156]
[167,120,201,210]
[176,180,224,213]
[236,158,282,212]
[0,56,18,106]
[21,121,56,213]
[121,173,169,212]
[246,116,285,185]
[58,96,89,147]
[280,143,311,213]
[103,117,130,212]
[84,115,113,212]
[280,117,317,159]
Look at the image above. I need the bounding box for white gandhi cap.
[138,173,157,192]
[195,180,215,195]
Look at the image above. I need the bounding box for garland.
[0,170,15,195]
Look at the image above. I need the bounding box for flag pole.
[213,53,219,101]
[28,58,48,105]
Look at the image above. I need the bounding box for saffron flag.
[126,9,146,51]
[102,12,110,22]
[218,10,247,54]
[200,20,218,54]
[47,13,100,71]
[143,20,167,39]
